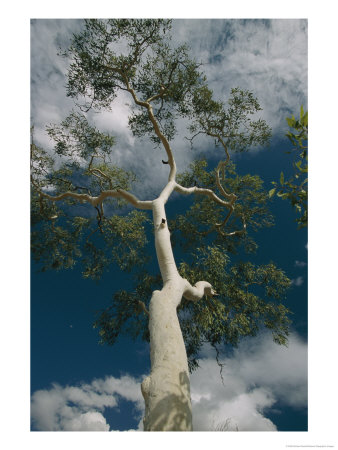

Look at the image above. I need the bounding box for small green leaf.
[280,172,284,185]
[295,160,302,170]
[269,188,276,198]
[302,111,308,127]
[286,117,294,127]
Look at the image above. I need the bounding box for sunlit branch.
[122,74,177,182]
[89,168,113,189]
[33,181,153,210]
[146,104,177,181]
[208,132,236,201]
[183,280,217,302]
[174,182,232,208]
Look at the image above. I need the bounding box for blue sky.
[29,17,310,434]
[0,2,333,446]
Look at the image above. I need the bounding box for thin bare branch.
[211,342,225,386]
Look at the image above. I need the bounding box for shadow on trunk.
[142,370,192,431]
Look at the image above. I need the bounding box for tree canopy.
[31,18,292,373]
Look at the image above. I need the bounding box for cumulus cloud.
[291,276,305,286]
[31,374,144,431]
[295,260,307,268]
[30,20,81,146]
[172,19,308,136]
[190,332,307,431]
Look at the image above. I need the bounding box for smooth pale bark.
[141,283,192,431]
[141,196,214,431]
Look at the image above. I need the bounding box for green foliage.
[188,86,272,153]
[32,188,151,279]
[100,210,151,272]
[128,40,203,144]
[32,116,135,199]
[269,107,308,228]
[93,272,161,344]
[177,246,291,369]
[31,109,148,279]
[63,19,172,110]
[46,112,115,159]
[95,243,291,372]
[31,198,88,272]
[172,159,273,253]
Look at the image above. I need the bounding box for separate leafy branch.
[269,106,308,228]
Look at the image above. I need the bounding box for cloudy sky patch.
[31,332,307,431]
[292,276,305,287]
[295,260,307,268]
[190,332,307,431]
[172,19,307,134]
[31,374,145,431]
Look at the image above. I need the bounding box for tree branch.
[173,179,246,237]
[33,182,153,210]
[122,74,177,182]
[174,182,232,208]
[182,280,217,302]
[218,215,247,237]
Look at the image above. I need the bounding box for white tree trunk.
[141,199,192,431]
[141,283,192,431]
[141,197,214,431]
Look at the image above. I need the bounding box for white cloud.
[190,332,307,431]
[31,375,144,431]
[291,276,305,286]
[30,19,81,146]
[31,333,307,432]
[295,260,307,268]
[172,19,308,136]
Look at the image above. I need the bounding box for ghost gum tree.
[31,19,291,431]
